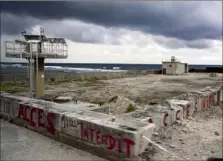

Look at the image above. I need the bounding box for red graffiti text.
[80,125,135,158]
[18,104,56,135]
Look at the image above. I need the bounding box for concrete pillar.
[34,58,45,97]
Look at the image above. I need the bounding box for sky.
[0,1,222,64]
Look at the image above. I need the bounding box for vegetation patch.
[125,104,136,113]
[0,82,29,93]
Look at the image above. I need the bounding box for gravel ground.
[44,73,222,106]
[141,103,223,161]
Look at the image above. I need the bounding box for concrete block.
[137,105,173,131]
[169,103,184,122]
[61,113,136,157]
[204,87,220,106]
[78,110,114,121]
[15,101,65,139]
[137,124,156,154]
[168,99,194,119]
[61,112,155,158]
[50,102,97,113]
[1,97,20,117]
[173,92,205,115]
[202,87,219,106]
[197,90,214,109]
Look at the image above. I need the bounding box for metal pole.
[30,43,33,98]
[35,34,40,98]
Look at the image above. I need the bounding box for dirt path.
[142,104,223,161]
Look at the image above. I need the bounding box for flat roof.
[42,38,66,44]
[162,61,187,64]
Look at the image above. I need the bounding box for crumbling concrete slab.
[169,103,184,122]
[60,112,155,158]
[0,93,156,161]
[167,99,195,119]
[116,104,173,131]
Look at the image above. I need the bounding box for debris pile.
[103,95,137,115]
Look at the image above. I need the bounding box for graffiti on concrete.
[61,117,136,157]
[186,104,190,119]
[62,116,82,129]
[18,104,56,135]
[147,112,170,127]
[176,110,181,120]
[80,125,135,157]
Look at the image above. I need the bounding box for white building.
[162,56,188,75]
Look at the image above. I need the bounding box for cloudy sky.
[1,1,222,64]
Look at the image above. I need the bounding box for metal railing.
[41,42,68,58]
[5,41,68,58]
[5,41,26,58]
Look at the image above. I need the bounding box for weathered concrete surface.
[0,92,156,160]
[54,96,73,103]
[141,104,223,161]
[114,85,222,132]
[0,120,107,161]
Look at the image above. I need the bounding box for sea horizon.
[1,62,222,74]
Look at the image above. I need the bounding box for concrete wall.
[175,62,185,75]
[162,62,175,75]
[0,92,155,161]
[116,85,222,132]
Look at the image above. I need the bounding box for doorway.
[163,68,166,74]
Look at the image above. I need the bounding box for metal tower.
[5,28,68,98]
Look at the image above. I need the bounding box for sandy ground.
[45,73,222,105]
[0,120,107,161]
[141,104,223,161]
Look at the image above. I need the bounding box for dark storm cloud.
[1,1,222,41]
[1,13,40,36]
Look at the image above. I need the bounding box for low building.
[162,56,188,75]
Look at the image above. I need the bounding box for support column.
[34,58,45,97]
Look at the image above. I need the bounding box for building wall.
[162,62,175,75]
[162,62,186,75]
[175,62,185,75]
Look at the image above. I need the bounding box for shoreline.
[0,69,161,83]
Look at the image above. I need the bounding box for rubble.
[214,131,220,136]
[103,95,137,115]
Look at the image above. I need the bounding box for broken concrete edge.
[121,85,222,131]
[0,85,222,160]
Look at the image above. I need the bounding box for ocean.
[0,62,222,74]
